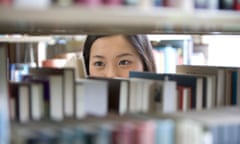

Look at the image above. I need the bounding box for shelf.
[1,6,240,34]
[0,35,54,42]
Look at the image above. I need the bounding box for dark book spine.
[108,80,121,113]
[202,78,207,108]
[219,0,234,9]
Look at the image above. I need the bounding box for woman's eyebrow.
[116,53,134,58]
[92,55,105,59]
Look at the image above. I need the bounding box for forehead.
[90,35,137,55]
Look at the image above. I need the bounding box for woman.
[83,34,156,78]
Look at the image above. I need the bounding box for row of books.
[1,0,240,11]
[130,65,240,111]
[11,106,240,144]
[176,65,240,108]
[8,67,178,123]
[9,64,240,123]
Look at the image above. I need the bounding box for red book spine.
[177,86,184,111]
[111,122,134,144]
[234,0,240,10]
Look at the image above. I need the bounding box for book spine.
[75,0,102,6]
[103,0,122,5]
[219,0,234,9]
[234,0,240,10]
[123,0,138,6]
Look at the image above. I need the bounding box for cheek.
[131,61,144,71]
[89,65,103,77]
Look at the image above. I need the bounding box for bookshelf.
[1,6,240,34]
[1,4,240,144]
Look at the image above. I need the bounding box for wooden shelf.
[1,6,240,34]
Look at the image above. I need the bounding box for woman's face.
[89,35,144,78]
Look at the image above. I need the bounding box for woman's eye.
[119,60,131,65]
[94,61,105,67]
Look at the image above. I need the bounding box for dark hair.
[83,34,156,75]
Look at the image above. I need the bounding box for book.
[176,66,215,109]
[29,82,44,121]
[102,0,122,5]
[112,122,135,144]
[133,120,156,144]
[234,0,240,10]
[75,79,108,119]
[177,86,191,112]
[30,67,76,118]
[129,76,177,113]
[219,0,234,9]
[155,45,178,73]
[29,67,65,121]
[177,65,240,108]
[14,76,45,121]
[176,65,226,108]
[129,71,203,110]
[128,78,156,113]
[88,77,129,115]
[9,82,31,123]
[155,119,175,144]
[21,75,50,119]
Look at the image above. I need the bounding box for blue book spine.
[73,127,86,144]
[163,46,177,74]
[155,119,175,144]
[154,0,163,6]
[57,128,75,144]
[96,124,112,144]
[231,71,237,105]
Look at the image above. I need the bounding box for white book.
[63,68,75,118]
[75,82,85,119]
[75,79,108,118]
[129,77,177,113]
[129,78,153,113]
[30,82,44,121]
[89,77,130,115]
[18,84,30,123]
[119,80,129,115]
[161,80,177,113]
[182,87,191,112]
[49,75,64,121]
[14,0,51,8]
[128,78,140,113]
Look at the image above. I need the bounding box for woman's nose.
[104,65,119,78]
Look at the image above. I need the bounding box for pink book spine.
[133,121,156,144]
[0,0,12,5]
[102,0,122,5]
[75,0,103,6]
